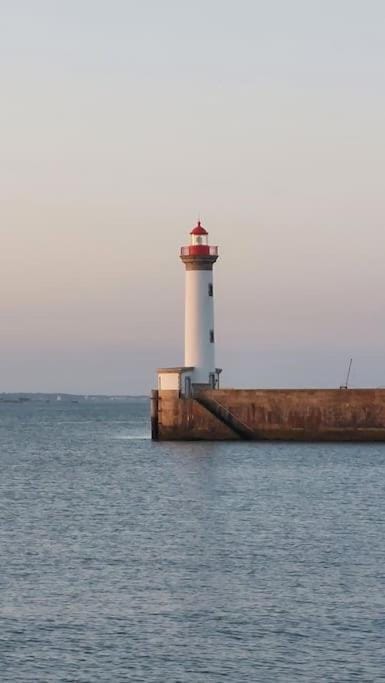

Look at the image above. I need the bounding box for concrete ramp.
[195,393,256,440]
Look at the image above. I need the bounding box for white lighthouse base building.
[157,365,222,397]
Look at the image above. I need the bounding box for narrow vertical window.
[209,330,215,343]
[208,283,213,297]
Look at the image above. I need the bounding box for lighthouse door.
[184,376,192,397]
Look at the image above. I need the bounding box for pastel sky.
[1,0,385,393]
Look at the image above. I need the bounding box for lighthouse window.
[209,330,215,343]
[208,283,213,297]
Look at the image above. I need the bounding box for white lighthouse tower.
[157,221,221,396]
[180,221,219,387]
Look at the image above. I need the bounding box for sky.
[1,0,385,393]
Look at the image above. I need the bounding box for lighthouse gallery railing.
[180,246,218,256]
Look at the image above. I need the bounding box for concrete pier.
[152,388,385,441]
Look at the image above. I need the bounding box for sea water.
[1,398,384,682]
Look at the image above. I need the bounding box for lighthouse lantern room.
[157,221,221,396]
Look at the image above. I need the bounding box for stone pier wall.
[155,390,238,441]
[155,388,385,441]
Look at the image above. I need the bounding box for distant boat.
[56,395,62,401]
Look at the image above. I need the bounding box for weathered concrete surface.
[155,388,385,441]
[157,390,239,440]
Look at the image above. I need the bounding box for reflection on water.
[1,399,385,682]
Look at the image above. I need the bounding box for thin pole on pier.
[340,358,353,390]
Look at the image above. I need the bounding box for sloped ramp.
[195,394,256,440]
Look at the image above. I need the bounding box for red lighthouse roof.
[190,220,208,236]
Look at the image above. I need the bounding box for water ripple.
[1,400,385,681]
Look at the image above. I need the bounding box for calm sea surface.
[1,398,385,682]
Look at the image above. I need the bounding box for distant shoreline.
[0,393,149,402]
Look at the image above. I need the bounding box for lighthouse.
[156,221,221,396]
[180,221,219,387]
